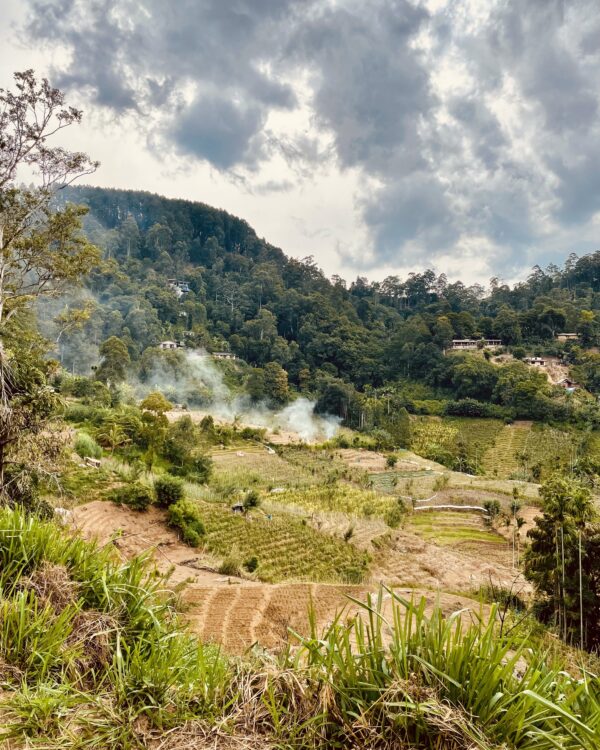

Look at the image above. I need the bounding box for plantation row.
[198,501,371,584]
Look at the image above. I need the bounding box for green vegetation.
[112,482,153,512]
[269,484,398,520]
[74,432,102,460]
[0,507,227,746]
[408,510,505,547]
[525,475,599,648]
[1,512,598,750]
[199,500,370,583]
[153,474,185,508]
[167,498,206,547]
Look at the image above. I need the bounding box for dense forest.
[50,185,600,432]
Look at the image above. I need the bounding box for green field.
[407,509,507,549]
[198,500,371,583]
[265,483,398,519]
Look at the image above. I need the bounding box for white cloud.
[2,0,600,285]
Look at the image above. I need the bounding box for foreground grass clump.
[271,590,600,749]
[0,508,228,747]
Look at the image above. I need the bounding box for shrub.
[384,505,405,529]
[154,475,185,508]
[218,555,242,577]
[386,454,398,468]
[483,499,501,525]
[112,482,153,512]
[63,403,94,423]
[167,500,206,547]
[444,398,510,419]
[243,489,260,511]
[74,431,102,460]
[411,399,446,416]
[243,556,258,573]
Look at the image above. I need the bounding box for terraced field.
[277,446,368,484]
[265,484,397,519]
[446,418,505,463]
[369,469,439,495]
[184,581,368,652]
[210,445,316,489]
[480,421,533,477]
[199,500,371,583]
[71,499,529,655]
[406,510,512,566]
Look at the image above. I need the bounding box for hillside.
[45,185,600,436]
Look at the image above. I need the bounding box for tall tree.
[0,70,99,496]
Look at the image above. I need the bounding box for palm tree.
[515,516,526,566]
[541,476,575,640]
[510,498,522,568]
[570,485,594,649]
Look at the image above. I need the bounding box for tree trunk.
[561,525,567,640]
[579,529,584,650]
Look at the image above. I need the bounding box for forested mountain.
[51,185,600,428]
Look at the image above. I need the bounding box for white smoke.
[137,349,341,443]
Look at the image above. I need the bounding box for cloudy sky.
[2,0,600,285]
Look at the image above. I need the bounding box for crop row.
[263,484,397,519]
[198,501,371,583]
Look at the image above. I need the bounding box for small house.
[159,341,179,350]
[451,339,478,350]
[450,339,502,350]
[167,279,191,300]
[525,356,546,367]
[212,351,237,360]
[556,333,579,342]
[84,457,101,469]
[558,378,579,391]
[231,503,245,514]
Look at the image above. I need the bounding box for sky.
[2,0,600,286]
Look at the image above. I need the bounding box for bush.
[444,399,510,419]
[154,475,185,508]
[63,403,94,423]
[243,556,258,573]
[167,499,206,547]
[384,505,405,529]
[74,431,102,459]
[411,399,447,416]
[113,482,153,512]
[243,489,260,511]
[218,554,242,576]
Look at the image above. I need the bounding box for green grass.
[1,508,599,749]
[55,464,121,505]
[210,447,317,490]
[264,484,397,519]
[0,507,229,746]
[278,445,369,484]
[407,510,505,546]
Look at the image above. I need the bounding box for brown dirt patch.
[373,528,531,594]
[72,500,225,586]
[334,449,389,471]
